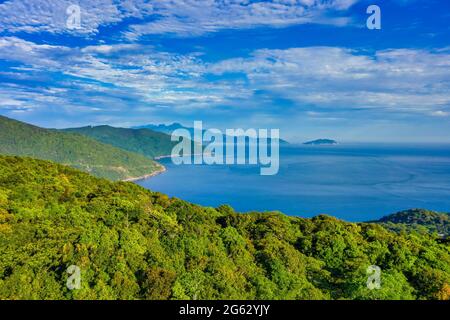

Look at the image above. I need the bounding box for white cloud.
[0,37,245,113]
[82,44,142,54]
[0,37,71,68]
[1,35,449,120]
[431,110,449,117]
[0,0,153,35]
[208,47,450,116]
[0,0,359,37]
[125,0,359,39]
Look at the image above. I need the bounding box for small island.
[303,139,338,145]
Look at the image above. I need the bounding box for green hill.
[134,123,290,144]
[0,116,161,181]
[62,125,177,159]
[373,209,450,236]
[0,155,448,300]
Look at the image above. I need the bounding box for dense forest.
[62,125,178,159]
[0,155,449,300]
[374,209,449,236]
[0,116,161,180]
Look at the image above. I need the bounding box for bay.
[136,143,450,222]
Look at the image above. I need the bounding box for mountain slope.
[135,122,290,144]
[62,125,178,159]
[0,116,161,181]
[373,209,450,236]
[0,155,448,300]
[133,122,186,135]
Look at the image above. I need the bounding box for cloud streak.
[0,0,359,37]
[0,0,153,35]
[208,46,450,117]
[125,0,359,39]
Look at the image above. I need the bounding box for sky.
[0,0,449,142]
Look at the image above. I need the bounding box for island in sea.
[303,139,338,145]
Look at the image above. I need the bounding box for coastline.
[154,154,175,160]
[122,163,167,182]
[124,152,211,182]
[154,152,207,160]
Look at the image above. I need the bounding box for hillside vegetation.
[134,122,290,144]
[374,209,450,236]
[62,125,177,159]
[0,116,161,181]
[0,155,448,300]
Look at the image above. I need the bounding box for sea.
[136,143,450,222]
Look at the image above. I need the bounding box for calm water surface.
[136,143,450,221]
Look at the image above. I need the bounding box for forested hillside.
[374,209,450,236]
[0,116,161,181]
[0,155,448,300]
[62,125,177,159]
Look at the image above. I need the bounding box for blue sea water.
[136,143,450,222]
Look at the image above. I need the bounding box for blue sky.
[0,0,449,142]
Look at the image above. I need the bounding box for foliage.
[374,209,450,236]
[62,125,178,159]
[0,155,448,300]
[0,116,161,181]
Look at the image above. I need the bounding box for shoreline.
[154,152,207,160]
[125,152,212,182]
[122,163,167,182]
[154,154,175,160]
[125,152,213,182]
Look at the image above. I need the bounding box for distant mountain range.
[0,116,161,181]
[134,122,290,144]
[133,123,187,135]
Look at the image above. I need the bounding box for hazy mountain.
[135,123,290,144]
[132,123,187,135]
[303,139,338,145]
